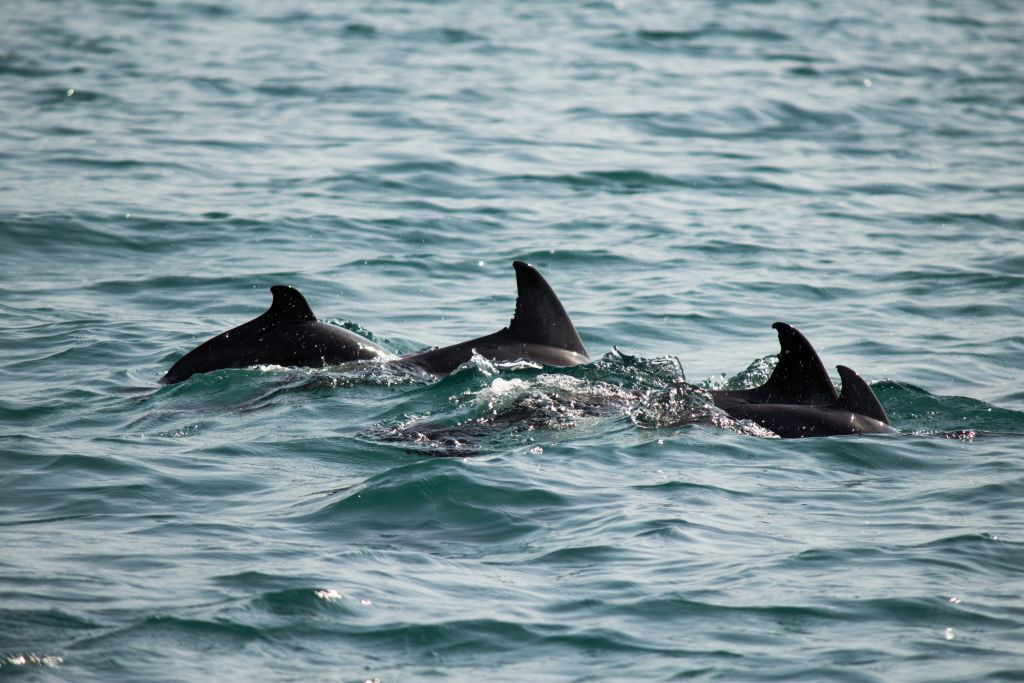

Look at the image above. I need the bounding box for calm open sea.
[2,0,1023,680]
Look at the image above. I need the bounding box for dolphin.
[708,322,895,437]
[162,285,392,383]
[711,322,839,410]
[723,365,897,437]
[395,261,589,375]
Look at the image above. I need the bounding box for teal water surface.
[2,0,1024,680]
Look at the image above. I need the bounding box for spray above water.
[361,350,779,456]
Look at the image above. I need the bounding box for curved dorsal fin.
[755,322,839,404]
[834,365,889,423]
[506,261,587,356]
[263,285,317,322]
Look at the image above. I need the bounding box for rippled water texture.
[2,0,1023,680]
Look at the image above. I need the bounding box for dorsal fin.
[834,365,889,423]
[263,285,317,322]
[506,261,587,356]
[755,322,839,404]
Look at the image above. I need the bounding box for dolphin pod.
[711,323,896,437]
[162,261,894,438]
[163,261,588,384]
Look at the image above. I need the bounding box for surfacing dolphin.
[395,260,589,374]
[711,322,895,437]
[724,365,896,437]
[711,322,838,410]
[162,285,392,384]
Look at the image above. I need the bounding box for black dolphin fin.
[834,365,890,424]
[755,322,839,404]
[262,285,318,322]
[505,261,587,355]
[712,322,838,408]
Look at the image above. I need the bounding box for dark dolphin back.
[713,322,838,408]
[506,261,587,356]
[163,285,317,383]
[834,365,890,424]
[394,261,589,375]
[161,285,390,383]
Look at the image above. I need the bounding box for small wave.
[405,27,486,45]
[70,614,265,652]
[876,382,1024,434]
[607,25,789,53]
[251,587,361,617]
[0,653,64,670]
[293,461,566,545]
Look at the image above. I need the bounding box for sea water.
[2,1,1023,680]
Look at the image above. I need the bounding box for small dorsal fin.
[506,261,587,355]
[263,285,317,321]
[755,322,839,404]
[834,365,889,424]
